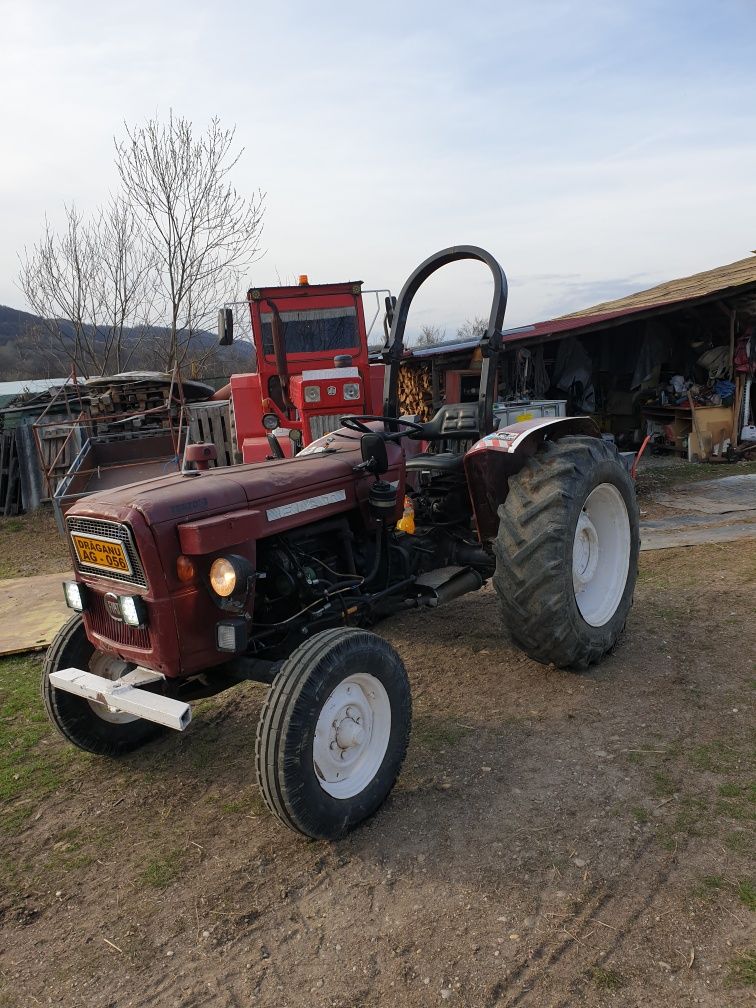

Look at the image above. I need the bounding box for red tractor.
[217,277,389,462]
[44,246,640,840]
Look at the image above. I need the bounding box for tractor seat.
[405,451,466,475]
[407,403,480,442]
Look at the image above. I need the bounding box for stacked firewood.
[398,363,434,420]
[87,383,169,419]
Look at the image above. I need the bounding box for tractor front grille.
[308,414,345,441]
[86,591,151,650]
[66,516,148,588]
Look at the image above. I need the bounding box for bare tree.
[416,324,447,348]
[18,200,157,376]
[115,113,265,371]
[456,316,488,340]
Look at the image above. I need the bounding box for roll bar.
[381,245,508,435]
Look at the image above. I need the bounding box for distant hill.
[0,304,254,381]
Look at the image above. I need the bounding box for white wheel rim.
[313,673,391,799]
[572,482,631,627]
[86,652,138,724]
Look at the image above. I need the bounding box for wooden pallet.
[35,422,84,497]
[183,401,235,468]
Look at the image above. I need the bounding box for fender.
[464,415,601,542]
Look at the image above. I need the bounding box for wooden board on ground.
[0,571,73,655]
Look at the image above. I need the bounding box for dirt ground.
[0,514,754,1007]
[0,510,70,580]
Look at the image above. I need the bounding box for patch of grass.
[0,654,84,833]
[652,770,676,797]
[651,605,681,621]
[716,798,753,821]
[719,782,746,798]
[693,874,756,910]
[221,799,249,814]
[141,852,186,889]
[216,791,266,817]
[690,740,740,773]
[631,806,650,824]
[674,796,708,836]
[727,950,756,987]
[586,966,625,990]
[738,880,756,911]
[725,831,753,857]
[655,795,711,850]
[692,874,725,899]
[412,716,470,753]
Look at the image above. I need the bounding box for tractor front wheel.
[255,628,411,839]
[493,435,640,670]
[42,614,167,756]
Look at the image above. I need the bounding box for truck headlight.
[63,580,87,612]
[209,555,254,602]
[210,557,238,597]
[216,618,248,653]
[118,595,147,627]
[343,382,360,400]
[262,412,279,430]
[304,385,321,403]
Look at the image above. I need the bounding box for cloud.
[2,0,756,340]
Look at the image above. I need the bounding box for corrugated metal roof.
[410,337,481,358]
[503,254,756,346]
[502,305,652,345]
[0,378,68,396]
[559,254,756,319]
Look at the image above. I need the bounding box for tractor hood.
[67,451,360,528]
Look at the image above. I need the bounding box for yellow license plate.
[71,533,133,576]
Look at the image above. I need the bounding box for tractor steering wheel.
[339,415,425,440]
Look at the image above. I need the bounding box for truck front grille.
[66,517,148,588]
[308,414,345,441]
[86,592,151,649]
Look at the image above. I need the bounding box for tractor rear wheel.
[42,614,167,756]
[493,435,639,670]
[255,628,411,840]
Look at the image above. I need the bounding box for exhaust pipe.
[49,667,192,731]
[415,566,484,607]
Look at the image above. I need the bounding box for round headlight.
[210,557,238,597]
[304,385,321,403]
[343,382,360,400]
[262,412,279,431]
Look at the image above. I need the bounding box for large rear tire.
[42,614,167,756]
[255,628,411,840]
[493,435,639,670]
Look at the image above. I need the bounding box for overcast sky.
[2,0,756,341]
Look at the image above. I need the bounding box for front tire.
[42,614,167,756]
[255,628,411,840]
[493,435,640,670]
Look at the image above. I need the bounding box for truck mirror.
[385,295,396,326]
[360,433,388,475]
[218,308,234,346]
